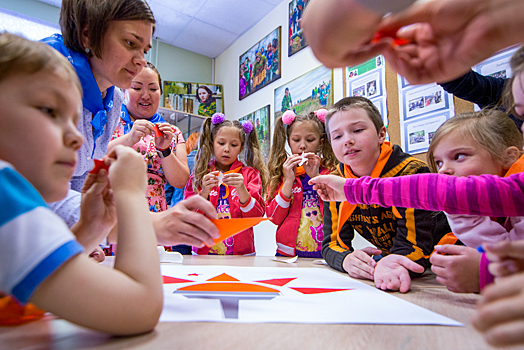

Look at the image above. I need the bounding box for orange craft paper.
[154,124,163,137]
[371,30,410,46]
[208,217,268,247]
[0,296,45,326]
[88,159,109,174]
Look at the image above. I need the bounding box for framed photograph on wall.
[274,65,333,122]
[239,27,281,100]
[164,81,223,117]
[239,105,271,164]
[288,0,309,56]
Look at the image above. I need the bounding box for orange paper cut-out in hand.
[208,217,268,247]
[372,30,410,46]
[0,296,45,326]
[88,159,109,174]
[153,124,163,138]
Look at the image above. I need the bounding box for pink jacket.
[184,159,265,255]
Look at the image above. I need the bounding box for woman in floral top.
[109,63,189,212]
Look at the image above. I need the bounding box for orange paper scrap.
[0,296,45,326]
[208,217,268,247]
[371,30,410,46]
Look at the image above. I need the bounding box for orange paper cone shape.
[208,218,268,247]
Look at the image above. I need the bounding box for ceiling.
[36,0,286,58]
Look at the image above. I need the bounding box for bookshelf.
[157,106,209,141]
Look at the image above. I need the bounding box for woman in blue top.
[44,0,219,253]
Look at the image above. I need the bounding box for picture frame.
[274,65,333,122]
[163,81,223,117]
[239,27,281,100]
[288,0,309,57]
[239,105,271,164]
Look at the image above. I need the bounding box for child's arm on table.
[31,146,162,335]
[321,200,381,279]
[374,165,442,293]
[342,246,382,280]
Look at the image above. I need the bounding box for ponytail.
[193,118,214,192]
[267,117,289,200]
[243,120,268,197]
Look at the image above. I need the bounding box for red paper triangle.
[162,276,195,284]
[255,278,297,286]
[290,288,352,294]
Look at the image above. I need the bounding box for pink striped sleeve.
[345,172,524,216]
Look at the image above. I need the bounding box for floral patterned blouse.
[112,119,185,212]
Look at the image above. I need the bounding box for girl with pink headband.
[266,109,337,257]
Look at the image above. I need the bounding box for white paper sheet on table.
[159,265,462,326]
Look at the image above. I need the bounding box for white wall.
[215,1,374,256]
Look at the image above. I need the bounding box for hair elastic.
[282,110,296,125]
[211,113,225,125]
[315,108,328,123]
[241,120,253,134]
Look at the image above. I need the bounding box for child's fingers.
[362,247,382,258]
[484,241,524,261]
[474,292,524,334]
[489,261,520,278]
[81,169,109,195]
[430,264,449,278]
[399,258,424,274]
[354,250,376,266]
[482,319,524,348]
[429,252,451,267]
[398,272,412,293]
[478,274,523,306]
[285,156,302,166]
[346,262,374,280]
[434,244,472,256]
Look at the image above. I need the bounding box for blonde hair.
[324,96,384,142]
[267,111,337,201]
[427,109,523,173]
[0,32,81,94]
[502,45,524,117]
[193,118,268,195]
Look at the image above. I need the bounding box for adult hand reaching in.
[380,0,524,84]
[151,195,219,248]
